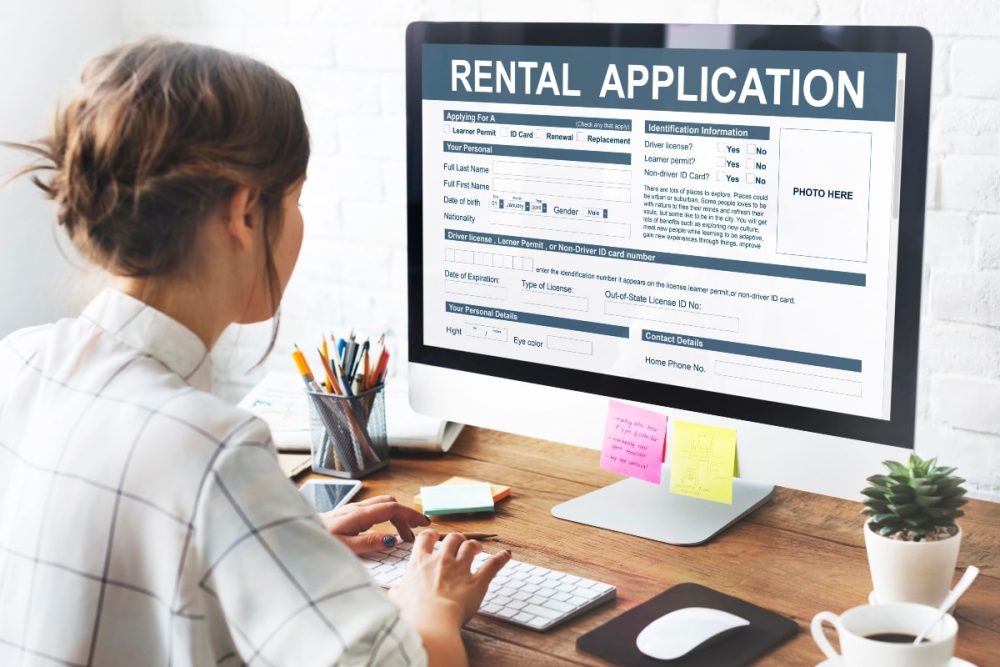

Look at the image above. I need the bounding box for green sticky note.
[419,482,495,516]
[669,421,738,504]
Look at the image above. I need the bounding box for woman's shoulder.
[158,387,273,451]
[0,322,58,400]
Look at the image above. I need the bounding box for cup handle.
[810,611,842,659]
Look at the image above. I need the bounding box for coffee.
[864,632,926,644]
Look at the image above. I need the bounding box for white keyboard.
[360,541,616,631]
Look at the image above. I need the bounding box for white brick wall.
[111,0,1000,499]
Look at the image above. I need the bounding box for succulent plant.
[861,453,967,541]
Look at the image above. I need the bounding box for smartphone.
[299,479,363,512]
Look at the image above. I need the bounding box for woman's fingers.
[325,495,397,520]
[474,550,512,588]
[331,501,430,540]
[413,529,439,555]
[455,538,483,566]
[438,532,466,558]
[339,532,401,554]
[352,495,397,507]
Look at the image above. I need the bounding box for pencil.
[317,347,339,394]
[360,348,370,392]
[291,345,319,388]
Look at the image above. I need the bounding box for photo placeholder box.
[776,128,872,262]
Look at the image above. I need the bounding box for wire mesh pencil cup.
[305,384,388,479]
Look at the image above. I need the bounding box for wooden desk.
[302,427,1000,665]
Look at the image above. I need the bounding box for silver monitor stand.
[551,468,774,546]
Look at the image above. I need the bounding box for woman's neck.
[112,276,230,351]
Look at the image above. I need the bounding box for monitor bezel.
[406,22,931,448]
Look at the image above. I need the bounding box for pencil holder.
[306,384,389,479]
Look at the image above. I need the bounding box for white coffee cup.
[811,602,957,667]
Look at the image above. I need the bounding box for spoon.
[913,565,979,645]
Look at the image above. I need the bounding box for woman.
[0,38,509,666]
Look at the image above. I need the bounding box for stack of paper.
[414,476,511,511]
[419,482,495,516]
[238,372,464,453]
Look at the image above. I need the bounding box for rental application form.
[421,44,905,420]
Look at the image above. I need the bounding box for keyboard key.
[527,595,547,605]
[493,596,512,606]
[482,604,502,614]
[590,582,615,594]
[513,612,535,623]
[551,592,571,602]
[523,604,560,620]
[542,599,574,613]
[536,587,558,598]
[512,591,530,601]
[497,608,519,619]
[528,616,549,629]
[507,601,527,611]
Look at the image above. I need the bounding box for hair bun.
[6,37,310,278]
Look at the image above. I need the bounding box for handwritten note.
[600,400,667,484]
[669,421,738,504]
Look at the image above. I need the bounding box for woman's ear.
[223,186,262,252]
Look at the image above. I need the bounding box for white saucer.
[818,658,975,666]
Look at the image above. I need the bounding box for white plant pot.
[863,522,962,607]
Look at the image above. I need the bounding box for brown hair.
[5,37,309,356]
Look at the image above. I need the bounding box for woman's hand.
[388,530,512,626]
[319,495,430,554]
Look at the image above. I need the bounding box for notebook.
[576,582,798,666]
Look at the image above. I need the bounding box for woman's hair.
[6,37,310,356]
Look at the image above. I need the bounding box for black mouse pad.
[576,582,798,666]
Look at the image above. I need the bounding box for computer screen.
[407,24,931,453]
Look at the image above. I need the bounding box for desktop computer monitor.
[405,22,932,544]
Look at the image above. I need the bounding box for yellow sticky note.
[669,421,737,504]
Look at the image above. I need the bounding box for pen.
[435,532,498,541]
[344,340,357,381]
[335,358,353,397]
[351,340,369,382]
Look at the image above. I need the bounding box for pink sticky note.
[600,400,668,484]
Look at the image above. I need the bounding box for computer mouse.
[635,606,750,660]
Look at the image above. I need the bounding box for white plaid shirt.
[0,288,426,667]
